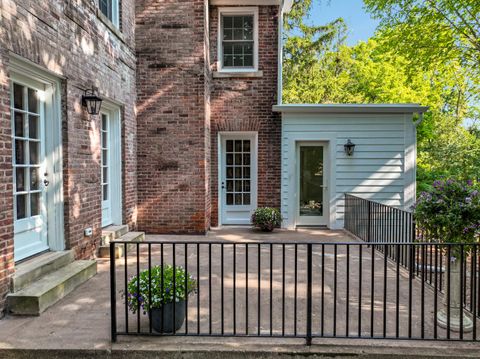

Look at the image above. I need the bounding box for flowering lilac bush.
[127,265,196,314]
[412,179,480,248]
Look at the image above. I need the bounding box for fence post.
[367,200,372,243]
[110,242,117,342]
[306,243,313,346]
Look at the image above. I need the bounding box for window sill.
[213,70,263,78]
[96,8,124,42]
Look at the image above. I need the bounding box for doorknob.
[43,172,49,187]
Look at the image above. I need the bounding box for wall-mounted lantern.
[82,88,103,115]
[344,139,356,156]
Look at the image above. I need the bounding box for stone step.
[98,231,145,258]
[11,251,75,293]
[101,224,129,245]
[7,260,97,316]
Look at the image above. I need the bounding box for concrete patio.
[0,227,479,358]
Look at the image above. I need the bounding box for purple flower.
[467,180,473,186]
[472,190,479,197]
[465,197,472,203]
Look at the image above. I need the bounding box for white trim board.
[273,104,429,114]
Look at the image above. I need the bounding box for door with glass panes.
[101,112,112,227]
[220,134,257,225]
[11,80,49,261]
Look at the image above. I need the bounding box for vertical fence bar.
[421,244,425,339]
[473,246,477,341]
[124,242,129,334]
[460,245,464,340]
[408,244,413,339]
[282,244,286,336]
[434,244,438,339]
[110,242,117,342]
[358,245,362,337]
[221,243,224,335]
[370,243,375,338]
[172,243,176,335]
[395,244,400,338]
[306,243,313,346]
[136,242,140,334]
[209,244,212,335]
[184,244,188,335]
[321,243,325,337]
[233,243,237,335]
[346,244,350,337]
[197,243,200,335]
[257,243,261,336]
[148,243,152,334]
[269,243,273,337]
[447,246,451,339]
[161,244,164,333]
[246,244,249,335]
[383,244,387,338]
[367,201,372,243]
[294,244,298,337]
[333,244,337,337]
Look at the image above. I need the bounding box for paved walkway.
[0,227,479,358]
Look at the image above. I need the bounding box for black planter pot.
[151,301,186,333]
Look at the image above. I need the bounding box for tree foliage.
[283,0,480,190]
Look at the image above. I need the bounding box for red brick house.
[0,0,426,316]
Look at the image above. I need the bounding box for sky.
[305,0,380,46]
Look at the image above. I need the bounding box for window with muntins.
[219,8,258,71]
[99,0,119,28]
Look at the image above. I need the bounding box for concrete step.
[11,251,75,293]
[101,224,129,245]
[7,260,97,316]
[98,231,145,258]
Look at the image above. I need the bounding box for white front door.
[11,80,49,261]
[220,134,257,225]
[296,142,328,226]
[101,112,112,227]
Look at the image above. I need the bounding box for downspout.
[414,113,424,127]
[277,1,284,105]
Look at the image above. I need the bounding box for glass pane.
[13,83,24,110]
[15,140,26,164]
[234,180,242,192]
[243,193,250,205]
[234,154,242,165]
[244,55,253,67]
[243,180,250,192]
[14,112,24,137]
[102,149,108,165]
[234,193,242,205]
[28,88,38,113]
[233,29,243,40]
[16,168,26,192]
[103,184,108,201]
[223,43,233,56]
[29,141,39,164]
[223,29,233,41]
[226,167,233,179]
[243,154,250,165]
[16,194,27,219]
[223,55,233,67]
[102,131,107,148]
[244,166,250,179]
[226,140,233,152]
[226,153,233,165]
[299,146,324,217]
[233,55,244,67]
[234,140,242,152]
[243,140,250,152]
[233,16,243,28]
[29,115,39,139]
[226,193,233,205]
[102,115,107,130]
[234,167,241,178]
[30,167,39,190]
[31,193,40,216]
[226,180,233,192]
[223,16,233,29]
[103,167,108,184]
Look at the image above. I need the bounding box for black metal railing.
[344,193,480,334]
[110,239,479,343]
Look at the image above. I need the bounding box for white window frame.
[217,7,259,73]
[99,0,120,28]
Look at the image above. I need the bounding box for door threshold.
[296,225,328,229]
[15,249,51,265]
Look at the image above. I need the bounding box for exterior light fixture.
[82,88,103,115]
[344,139,356,156]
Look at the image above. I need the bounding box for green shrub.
[251,207,282,231]
[127,265,196,314]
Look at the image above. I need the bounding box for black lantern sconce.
[344,139,356,156]
[82,88,103,115]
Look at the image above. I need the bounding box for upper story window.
[218,7,258,72]
[99,0,120,28]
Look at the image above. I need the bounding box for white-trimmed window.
[218,7,258,72]
[99,0,120,28]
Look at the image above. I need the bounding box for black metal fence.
[110,239,479,343]
[344,193,480,338]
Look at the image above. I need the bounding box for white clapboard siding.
[280,111,417,229]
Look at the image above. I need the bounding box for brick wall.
[209,5,281,226]
[0,0,137,315]
[136,0,210,233]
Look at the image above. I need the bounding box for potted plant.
[251,207,282,232]
[413,179,480,332]
[127,264,196,333]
